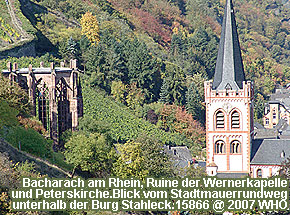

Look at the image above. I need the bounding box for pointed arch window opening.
[216,111,225,129]
[36,84,50,131]
[215,140,226,154]
[56,79,71,137]
[231,111,240,129]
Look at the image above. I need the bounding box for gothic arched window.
[36,81,49,131]
[215,140,225,154]
[56,78,71,136]
[231,111,240,128]
[230,140,241,154]
[216,111,225,129]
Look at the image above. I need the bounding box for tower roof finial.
[212,0,245,91]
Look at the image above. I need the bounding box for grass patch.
[2,125,52,159]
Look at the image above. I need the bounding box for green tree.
[67,36,78,59]
[84,33,127,92]
[0,101,19,128]
[64,132,113,177]
[0,153,42,214]
[0,75,31,115]
[161,61,186,105]
[124,38,161,102]
[111,81,127,103]
[159,78,171,104]
[113,141,148,180]
[136,135,175,178]
[126,83,145,109]
[254,93,265,122]
[185,166,207,178]
[186,81,204,123]
[280,157,290,180]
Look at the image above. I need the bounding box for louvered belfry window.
[231,111,240,128]
[216,111,225,128]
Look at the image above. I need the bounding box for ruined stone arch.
[36,79,50,130]
[56,77,71,136]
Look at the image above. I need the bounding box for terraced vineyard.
[0,0,34,49]
[83,84,202,156]
[0,0,19,45]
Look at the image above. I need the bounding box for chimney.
[13,63,18,71]
[40,61,44,68]
[7,62,12,72]
[70,59,77,69]
[60,61,65,67]
[69,59,73,69]
[50,62,55,70]
[29,64,33,72]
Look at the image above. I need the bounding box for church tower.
[204,0,254,176]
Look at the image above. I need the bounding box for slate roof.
[253,128,278,139]
[197,161,206,168]
[279,125,290,139]
[268,88,290,110]
[217,173,248,178]
[167,146,193,161]
[251,139,290,165]
[254,122,264,129]
[253,119,288,139]
[275,118,288,131]
[212,0,245,91]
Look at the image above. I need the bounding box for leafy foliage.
[84,34,162,101]
[113,141,148,179]
[2,126,52,159]
[0,101,19,128]
[113,135,175,180]
[0,75,31,115]
[281,157,290,180]
[81,12,100,46]
[158,104,205,152]
[82,84,202,156]
[17,116,47,135]
[64,132,113,177]
[0,152,43,215]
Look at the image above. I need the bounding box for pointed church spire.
[212,0,245,91]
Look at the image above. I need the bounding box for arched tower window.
[230,140,241,153]
[216,111,225,129]
[231,111,240,128]
[215,140,225,154]
[257,169,262,178]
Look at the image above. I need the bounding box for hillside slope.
[0,138,70,177]
[82,84,203,157]
[0,0,35,51]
